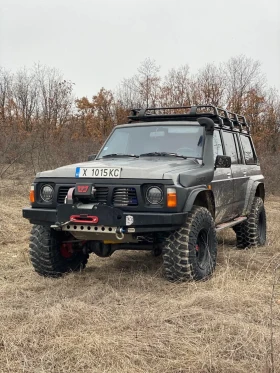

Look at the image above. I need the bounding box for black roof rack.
[128,105,250,134]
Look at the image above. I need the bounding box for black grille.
[93,187,109,203]
[57,186,109,204]
[113,187,138,206]
[57,186,72,204]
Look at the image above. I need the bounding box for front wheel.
[29,225,89,277]
[162,206,217,282]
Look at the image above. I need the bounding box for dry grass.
[0,178,280,373]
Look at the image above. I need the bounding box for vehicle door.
[222,131,248,218]
[239,133,262,189]
[211,129,235,224]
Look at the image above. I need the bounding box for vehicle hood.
[37,157,202,184]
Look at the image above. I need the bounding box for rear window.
[240,135,257,164]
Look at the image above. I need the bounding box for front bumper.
[22,205,187,233]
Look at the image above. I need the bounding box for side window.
[222,131,238,164]
[233,134,242,164]
[213,130,223,159]
[240,135,257,164]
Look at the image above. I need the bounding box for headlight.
[40,184,54,202]
[146,186,163,205]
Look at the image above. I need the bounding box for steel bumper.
[22,205,187,232]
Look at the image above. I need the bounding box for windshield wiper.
[101,153,139,158]
[139,152,188,159]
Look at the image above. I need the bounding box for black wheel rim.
[258,208,266,242]
[196,228,210,270]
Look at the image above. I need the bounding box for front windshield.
[98,125,204,159]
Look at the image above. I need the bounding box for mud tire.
[29,225,88,277]
[162,206,217,282]
[233,197,266,249]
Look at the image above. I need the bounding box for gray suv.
[23,105,266,281]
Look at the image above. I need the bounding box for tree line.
[0,56,279,190]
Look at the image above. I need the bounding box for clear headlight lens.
[146,186,163,205]
[40,184,54,202]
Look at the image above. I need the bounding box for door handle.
[227,172,231,178]
[243,170,247,176]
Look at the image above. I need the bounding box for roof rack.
[128,105,250,133]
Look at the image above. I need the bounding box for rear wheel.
[29,225,89,277]
[233,197,266,249]
[162,206,217,282]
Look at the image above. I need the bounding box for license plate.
[75,167,121,178]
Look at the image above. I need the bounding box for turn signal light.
[167,188,177,207]
[29,185,35,203]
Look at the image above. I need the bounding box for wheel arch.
[184,188,215,218]
[255,183,265,201]
[243,180,265,216]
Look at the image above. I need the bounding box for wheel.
[162,206,217,282]
[92,242,113,257]
[29,225,89,277]
[152,247,162,257]
[233,197,266,249]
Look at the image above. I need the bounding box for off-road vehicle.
[23,105,266,281]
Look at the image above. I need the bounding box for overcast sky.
[0,0,279,98]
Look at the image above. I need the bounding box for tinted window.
[213,130,223,158]
[222,132,238,164]
[240,136,256,164]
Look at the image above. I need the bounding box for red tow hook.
[70,215,99,224]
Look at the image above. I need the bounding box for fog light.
[167,188,177,207]
[40,184,54,202]
[146,186,163,205]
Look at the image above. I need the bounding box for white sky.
[0,0,279,98]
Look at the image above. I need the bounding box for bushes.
[260,152,280,195]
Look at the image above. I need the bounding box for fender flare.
[243,180,265,215]
[183,187,215,215]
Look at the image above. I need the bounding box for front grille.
[93,187,109,203]
[57,186,72,204]
[57,186,109,204]
[113,187,138,207]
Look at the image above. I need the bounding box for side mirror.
[215,155,231,168]
[88,154,97,161]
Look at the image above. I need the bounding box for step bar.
[216,216,247,231]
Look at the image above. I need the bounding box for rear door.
[239,133,262,182]
[222,131,248,218]
[211,129,234,224]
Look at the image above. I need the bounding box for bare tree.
[195,63,227,107]
[13,68,38,131]
[34,64,74,128]
[160,65,192,107]
[118,58,161,109]
[224,55,265,112]
[0,68,13,123]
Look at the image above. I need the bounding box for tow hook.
[116,227,125,240]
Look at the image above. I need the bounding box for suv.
[23,105,266,281]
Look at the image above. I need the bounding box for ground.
[0,178,279,373]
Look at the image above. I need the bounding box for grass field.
[0,178,279,373]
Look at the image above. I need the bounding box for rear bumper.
[22,206,187,232]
